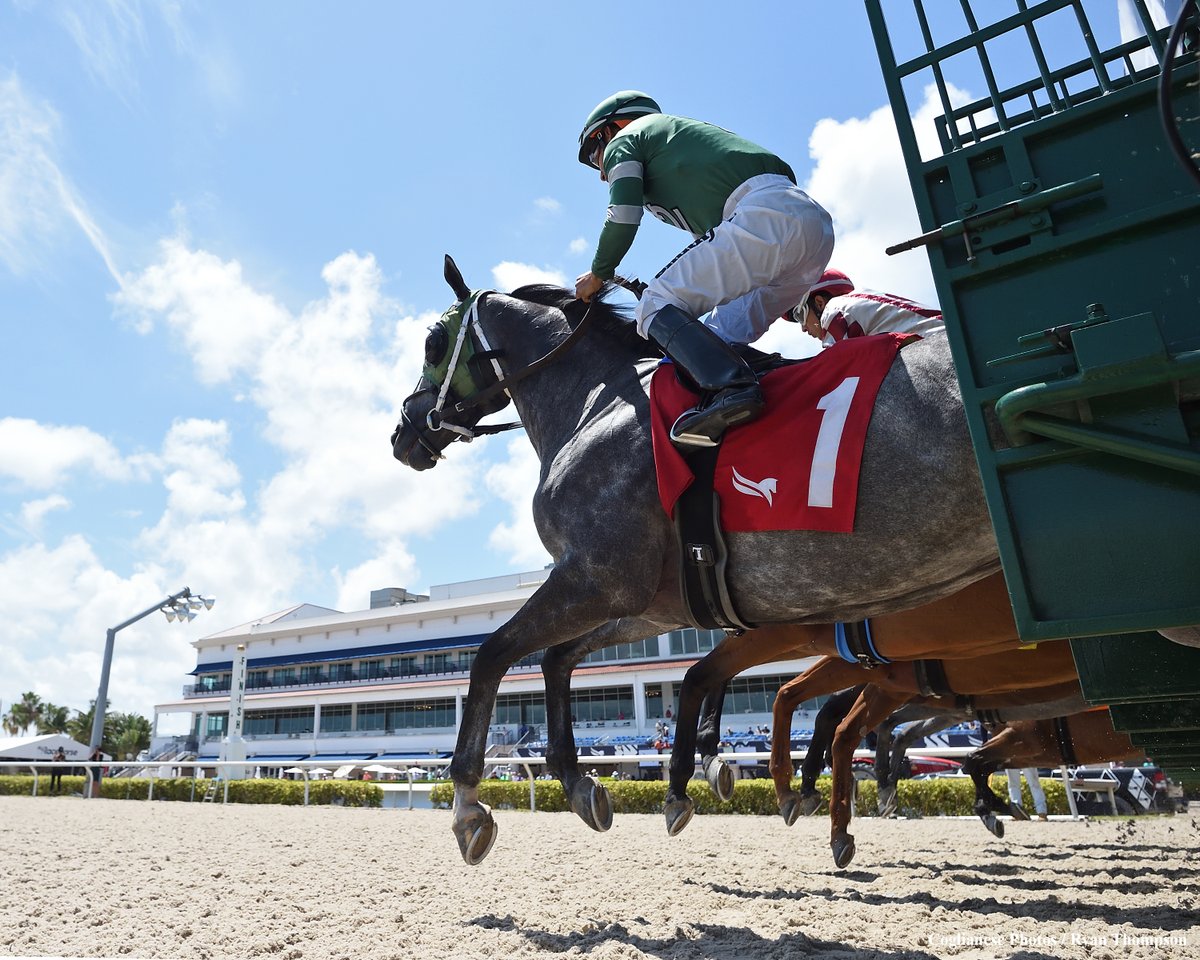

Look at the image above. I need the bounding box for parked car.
[1063,764,1185,816]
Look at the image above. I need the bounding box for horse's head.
[390,256,512,471]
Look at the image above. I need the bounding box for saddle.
[672,347,799,631]
[653,334,915,631]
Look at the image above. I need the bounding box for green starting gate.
[866,0,1200,779]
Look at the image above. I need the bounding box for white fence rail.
[2,750,1103,816]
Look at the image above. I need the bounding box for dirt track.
[0,797,1196,959]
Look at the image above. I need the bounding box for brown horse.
[766,641,1079,867]
[961,707,1143,834]
[664,570,1038,835]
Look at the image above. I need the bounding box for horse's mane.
[510,283,657,359]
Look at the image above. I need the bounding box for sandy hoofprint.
[0,796,1196,959]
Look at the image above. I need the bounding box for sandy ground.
[0,796,1197,960]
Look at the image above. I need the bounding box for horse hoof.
[877,786,897,819]
[569,776,613,833]
[664,797,695,836]
[982,814,1005,839]
[1009,803,1030,822]
[780,794,803,827]
[705,758,735,802]
[798,792,823,816]
[453,805,498,865]
[831,834,856,869]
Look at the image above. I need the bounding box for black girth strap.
[914,659,953,699]
[1054,715,1079,766]
[674,442,752,631]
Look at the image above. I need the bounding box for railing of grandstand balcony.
[184,654,550,697]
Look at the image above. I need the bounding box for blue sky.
[0,1,1147,724]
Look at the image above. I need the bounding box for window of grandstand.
[300,665,324,683]
[197,673,229,691]
[458,650,476,670]
[271,667,297,686]
[670,675,792,716]
[582,636,661,664]
[495,692,546,726]
[204,713,228,738]
[328,662,353,681]
[248,669,269,688]
[362,658,384,679]
[390,655,418,675]
[667,628,724,656]
[319,705,352,733]
[644,686,668,718]
[245,707,314,736]
[569,686,634,722]
[424,653,453,673]
[355,698,455,731]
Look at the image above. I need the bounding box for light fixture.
[201,597,216,610]
[162,607,177,622]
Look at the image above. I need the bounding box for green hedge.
[429,775,1073,817]
[0,775,381,807]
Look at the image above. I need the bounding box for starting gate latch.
[987,304,1110,367]
[885,174,1104,264]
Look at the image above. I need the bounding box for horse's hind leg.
[697,683,735,802]
[769,658,862,826]
[799,686,862,817]
[829,687,913,869]
[962,724,1029,837]
[665,627,803,836]
[542,618,663,833]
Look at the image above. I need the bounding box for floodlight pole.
[89,587,195,757]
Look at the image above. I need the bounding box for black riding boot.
[647,305,765,447]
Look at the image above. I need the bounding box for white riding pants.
[1006,768,1048,814]
[635,174,835,344]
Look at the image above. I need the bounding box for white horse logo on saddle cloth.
[649,333,918,533]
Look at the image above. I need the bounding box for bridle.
[402,290,601,459]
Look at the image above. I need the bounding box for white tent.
[0,734,95,762]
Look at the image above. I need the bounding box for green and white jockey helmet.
[577,90,661,168]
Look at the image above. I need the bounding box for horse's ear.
[444,255,471,301]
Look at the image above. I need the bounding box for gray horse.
[391,257,999,864]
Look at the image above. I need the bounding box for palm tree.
[111,713,152,760]
[66,700,108,746]
[1,708,19,737]
[39,704,71,735]
[7,692,44,736]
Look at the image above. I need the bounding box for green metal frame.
[866,0,1200,640]
[868,0,1200,773]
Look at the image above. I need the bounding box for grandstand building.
[151,568,837,773]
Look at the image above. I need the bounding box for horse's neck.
[510,337,653,464]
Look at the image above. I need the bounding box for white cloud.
[0,72,123,283]
[0,418,142,489]
[112,236,290,383]
[56,0,148,99]
[568,237,588,255]
[18,494,71,534]
[802,84,967,307]
[485,437,551,568]
[491,260,567,292]
[534,197,562,214]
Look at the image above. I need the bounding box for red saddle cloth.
[649,333,916,534]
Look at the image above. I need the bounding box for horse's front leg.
[542,618,663,833]
[828,686,912,869]
[447,572,623,865]
[769,658,860,825]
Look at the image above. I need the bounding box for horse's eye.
[425,325,449,366]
